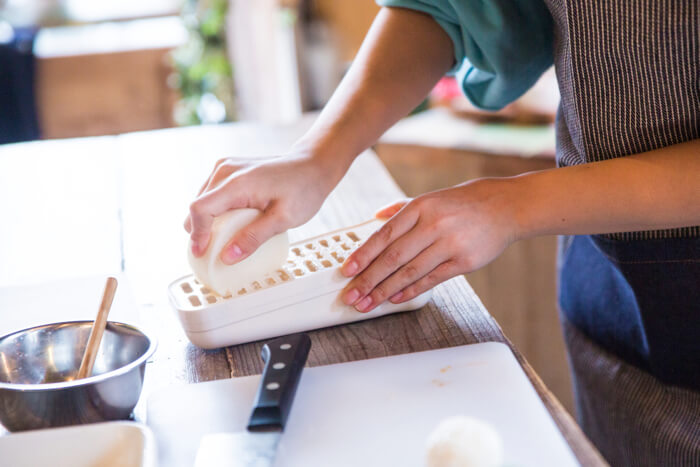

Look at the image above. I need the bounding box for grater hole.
[331,251,345,263]
[278,270,291,281]
[183,228,369,306]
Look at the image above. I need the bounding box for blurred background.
[0,0,559,138]
[0,0,570,411]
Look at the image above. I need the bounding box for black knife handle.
[247,333,311,431]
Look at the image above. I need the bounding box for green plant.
[171,0,235,125]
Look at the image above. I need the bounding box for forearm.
[294,7,454,180]
[513,139,700,238]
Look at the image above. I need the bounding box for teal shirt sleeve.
[376,0,553,110]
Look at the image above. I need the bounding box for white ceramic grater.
[168,219,432,349]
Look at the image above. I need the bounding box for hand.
[185,152,338,264]
[340,178,520,312]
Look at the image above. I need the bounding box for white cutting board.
[147,342,578,467]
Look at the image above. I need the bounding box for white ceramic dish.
[0,421,156,467]
[169,219,432,349]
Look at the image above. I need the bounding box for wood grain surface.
[0,120,606,465]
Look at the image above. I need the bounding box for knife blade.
[194,333,312,467]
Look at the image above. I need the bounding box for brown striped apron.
[544,0,700,465]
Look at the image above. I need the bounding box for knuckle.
[425,271,442,287]
[428,262,457,284]
[401,263,419,281]
[444,258,461,270]
[381,248,401,269]
[189,200,203,217]
[457,256,473,272]
[377,223,394,244]
[433,215,452,232]
[273,208,294,226]
[424,219,441,236]
[370,221,394,243]
[443,234,462,252]
[213,162,231,178]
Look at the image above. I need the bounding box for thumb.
[374,199,411,220]
[189,187,247,257]
[220,207,289,265]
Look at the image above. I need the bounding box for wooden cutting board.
[147,342,577,467]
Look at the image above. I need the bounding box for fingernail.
[344,288,360,305]
[355,296,372,313]
[342,261,358,276]
[390,291,403,303]
[222,244,243,264]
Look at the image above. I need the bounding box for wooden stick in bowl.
[77,277,118,379]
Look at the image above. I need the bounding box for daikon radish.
[425,416,504,467]
[187,209,289,296]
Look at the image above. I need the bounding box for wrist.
[453,177,533,244]
[506,169,563,241]
[291,134,357,185]
[502,172,545,242]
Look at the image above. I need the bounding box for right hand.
[184,152,337,264]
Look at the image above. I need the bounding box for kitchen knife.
[194,333,312,467]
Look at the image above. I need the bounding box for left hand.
[340,178,521,312]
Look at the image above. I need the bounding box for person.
[185,2,699,464]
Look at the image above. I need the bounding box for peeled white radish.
[187,209,289,296]
[425,416,504,467]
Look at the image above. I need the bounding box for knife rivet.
[273,363,285,370]
[280,343,291,350]
[266,382,280,390]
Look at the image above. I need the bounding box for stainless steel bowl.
[0,321,156,431]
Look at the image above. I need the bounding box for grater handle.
[247,333,312,431]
